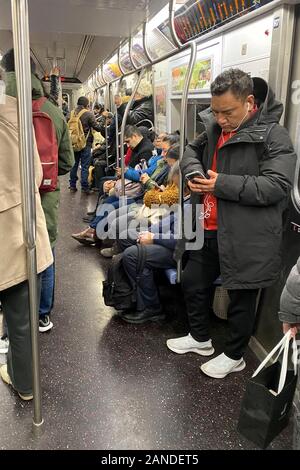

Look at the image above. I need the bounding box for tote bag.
[237,330,298,448]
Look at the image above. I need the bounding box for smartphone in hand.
[185,170,208,182]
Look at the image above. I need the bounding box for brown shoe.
[0,364,33,401]
[71,228,97,245]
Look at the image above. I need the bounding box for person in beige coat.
[0,94,53,400]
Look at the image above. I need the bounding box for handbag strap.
[252,330,298,394]
[136,243,147,281]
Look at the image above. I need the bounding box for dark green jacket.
[5,72,74,246]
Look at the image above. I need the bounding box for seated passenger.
[0,93,53,400]
[100,144,181,257]
[71,125,154,245]
[115,163,190,324]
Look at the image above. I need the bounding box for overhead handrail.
[88,0,284,91]
[169,0,182,48]
[129,36,138,71]
[120,69,146,197]
[11,0,43,434]
[143,21,152,63]
[118,46,126,76]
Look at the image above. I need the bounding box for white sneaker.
[166,333,215,356]
[200,352,246,378]
[0,337,9,354]
[39,315,53,333]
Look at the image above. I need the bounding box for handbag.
[114,178,144,199]
[237,330,298,448]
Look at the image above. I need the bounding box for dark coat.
[179,78,296,290]
[129,137,154,168]
[118,96,154,128]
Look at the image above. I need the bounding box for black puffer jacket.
[178,78,296,290]
[74,105,103,147]
[129,137,154,168]
[118,96,154,128]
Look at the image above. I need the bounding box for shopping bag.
[237,330,298,449]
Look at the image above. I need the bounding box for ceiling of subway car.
[0,0,169,82]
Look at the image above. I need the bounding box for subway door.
[251,4,300,356]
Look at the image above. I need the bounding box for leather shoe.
[121,308,165,324]
[71,228,98,246]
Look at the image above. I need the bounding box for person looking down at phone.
[167,68,296,380]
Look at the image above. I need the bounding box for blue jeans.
[39,250,55,318]
[69,146,91,190]
[122,244,176,312]
[89,195,136,230]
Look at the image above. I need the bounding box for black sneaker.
[39,315,53,332]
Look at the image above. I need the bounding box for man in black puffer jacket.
[167,69,296,379]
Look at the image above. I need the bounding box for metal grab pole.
[177,41,197,283]
[169,0,182,48]
[104,84,110,167]
[11,0,43,432]
[114,84,120,168]
[119,69,146,196]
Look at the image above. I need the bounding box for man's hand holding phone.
[186,170,218,193]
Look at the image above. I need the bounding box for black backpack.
[102,244,146,311]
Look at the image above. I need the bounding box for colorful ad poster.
[155,84,167,133]
[171,58,212,94]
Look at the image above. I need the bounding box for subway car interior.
[0,0,300,452]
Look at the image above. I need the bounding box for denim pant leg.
[69,152,81,188]
[0,278,41,395]
[80,146,92,190]
[39,249,55,317]
[122,244,176,312]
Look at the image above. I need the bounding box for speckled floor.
[0,177,294,450]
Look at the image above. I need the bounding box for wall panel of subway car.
[0,0,300,452]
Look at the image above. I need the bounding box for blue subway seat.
[164,268,222,286]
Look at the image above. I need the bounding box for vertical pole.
[11,0,43,433]
[104,83,110,167]
[177,41,197,283]
[119,69,145,196]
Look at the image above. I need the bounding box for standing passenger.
[167,69,296,378]
[0,94,53,400]
[1,48,74,333]
[68,96,103,194]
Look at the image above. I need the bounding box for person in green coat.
[1,49,74,333]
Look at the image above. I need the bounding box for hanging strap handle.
[252,330,298,395]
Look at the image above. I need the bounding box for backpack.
[102,245,146,311]
[68,108,88,152]
[32,97,59,193]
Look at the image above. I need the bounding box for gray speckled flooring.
[0,176,294,450]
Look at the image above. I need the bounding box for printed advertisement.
[171,58,212,94]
